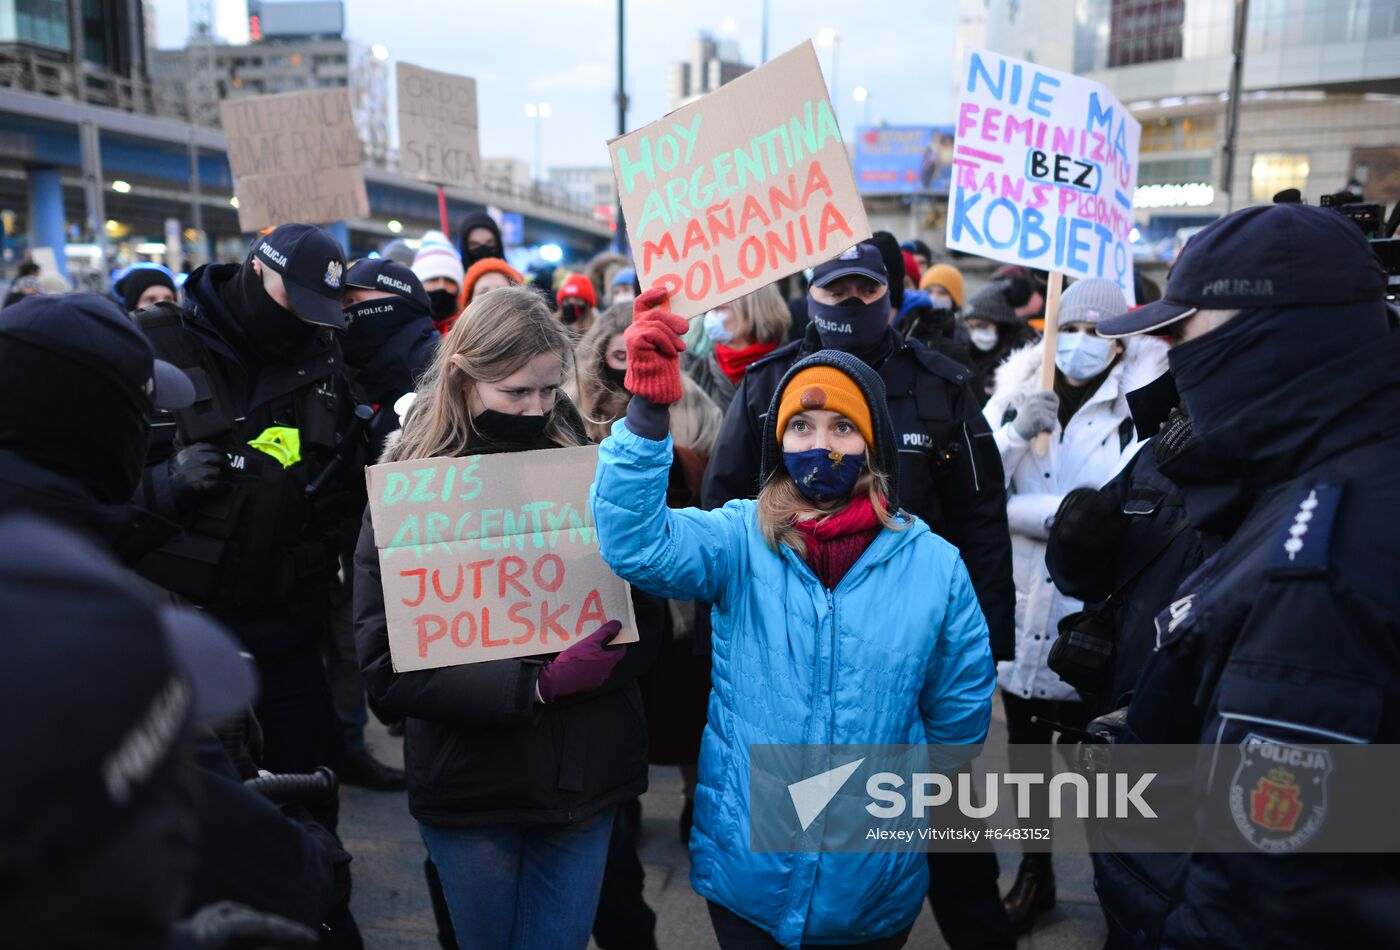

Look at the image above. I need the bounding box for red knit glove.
[624,286,688,405]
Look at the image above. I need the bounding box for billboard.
[853,126,956,194]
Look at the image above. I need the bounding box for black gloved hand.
[177,901,318,949]
[1051,487,1126,550]
[168,442,232,510]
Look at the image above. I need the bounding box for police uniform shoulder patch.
[1154,592,1197,649]
[1270,482,1342,575]
[1229,733,1331,852]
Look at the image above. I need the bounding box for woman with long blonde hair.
[355,286,649,950]
[592,287,996,949]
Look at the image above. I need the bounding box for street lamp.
[817,28,839,127]
[852,86,870,126]
[525,102,552,190]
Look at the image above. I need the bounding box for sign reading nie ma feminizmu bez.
[610,40,871,319]
[366,446,638,673]
[946,49,1141,303]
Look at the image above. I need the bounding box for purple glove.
[536,620,626,703]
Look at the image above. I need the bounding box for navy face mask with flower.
[783,448,866,502]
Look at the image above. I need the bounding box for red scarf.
[714,339,780,385]
[793,494,883,589]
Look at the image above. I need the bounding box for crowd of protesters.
[1,183,1396,950]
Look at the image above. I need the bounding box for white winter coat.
[982,336,1170,702]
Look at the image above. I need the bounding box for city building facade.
[982,0,1400,241]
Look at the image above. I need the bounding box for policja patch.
[1229,733,1331,852]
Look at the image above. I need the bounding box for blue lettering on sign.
[966,52,1059,116]
[1027,71,1060,117]
[950,187,984,245]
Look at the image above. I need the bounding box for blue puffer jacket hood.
[592,419,996,948]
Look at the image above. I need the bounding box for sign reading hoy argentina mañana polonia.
[610,41,872,319]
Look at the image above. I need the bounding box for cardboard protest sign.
[609,41,870,319]
[366,445,638,672]
[221,88,370,232]
[946,49,1142,303]
[396,62,481,189]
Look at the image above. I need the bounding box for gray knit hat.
[962,281,1020,326]
[1058,278,1128,329]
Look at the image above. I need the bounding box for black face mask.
[560,301,588,326]
[808,292,892,355]
[222,262,315,361]
[464,243,502,267]
[0,333,151,504]
[428,288,459,320]
[603,365,629,391]
[342,297,426,368]
[472,409,550,445]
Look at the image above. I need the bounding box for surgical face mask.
[928,297,954,311]
[808,291,891,354]
[1055,330,1116,381]
[968,326,999,352]
[783,448,866,503]
[703,309,733,344]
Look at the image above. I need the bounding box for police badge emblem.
[325,260,343,289]
[1229,734,1331,852]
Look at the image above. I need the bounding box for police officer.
[339,257,438,459]
[701,242,1016,950]
[0,513,321,950]
[1091,203,1400,947]
[132,223,368,802]
[0,293,193,559]
[1044,370,1210,719]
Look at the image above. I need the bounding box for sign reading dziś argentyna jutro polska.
[366,445,638,673]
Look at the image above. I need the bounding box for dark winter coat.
[130,265,368,630]
[0,448,177,566]
[700,326,1016,661]
[353,406,656,828]
[1098,332,1400,947]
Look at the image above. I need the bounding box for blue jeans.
[420,807,617,950]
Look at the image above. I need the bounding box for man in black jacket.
[700,242,1017,950]
[1044,371,1210,719]
[132,223,369,807]
[1092,202,1400,947]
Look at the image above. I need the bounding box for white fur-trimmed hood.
[983,335,1169,427]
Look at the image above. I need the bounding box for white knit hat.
[412,230,465,286]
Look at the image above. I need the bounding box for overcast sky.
[152,0,959,174]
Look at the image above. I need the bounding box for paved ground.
[342,697,1107,949]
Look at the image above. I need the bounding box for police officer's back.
[1092,204,1400,947]
[701,243,1016,662]
[132,224,367,782]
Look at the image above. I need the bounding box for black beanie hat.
[869,232,906,311]
[759,349,901,509]
[118,268,177,313]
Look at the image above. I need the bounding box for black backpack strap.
[136,304,237,443]
[1118,416,1136,452]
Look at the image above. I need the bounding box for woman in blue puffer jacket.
[591,287,997,949]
